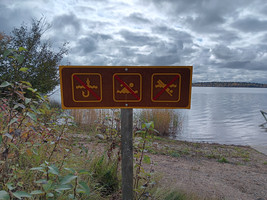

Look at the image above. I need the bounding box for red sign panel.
[59,66,192,109]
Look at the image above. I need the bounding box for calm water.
[174,87,267,146]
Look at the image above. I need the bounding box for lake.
[174,87,267,146]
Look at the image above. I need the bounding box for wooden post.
[121,108,133,200]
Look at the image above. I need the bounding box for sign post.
[121,108,133,199]
[59,66,192,200]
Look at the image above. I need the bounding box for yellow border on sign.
[71,73,102,103]
[151,73,181,103]
[59,66,192,109]
[113,73,142,102]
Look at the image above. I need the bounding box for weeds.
[218,157,229,163]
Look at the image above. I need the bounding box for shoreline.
[71,133,267,199]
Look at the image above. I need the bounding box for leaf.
[0,81,11,88]
[26,87,37,93]
[4,133,13,140]
[144,122,154,129]
[135,130,145,134]
[47,193,54,197]
[78,170,90,175]
[42,180,54,192]
[35,179,47,184]
[0,135,2,145]
[16,55,24,65]
[14,104,26,110]
[12,191,32,199]
[55,184,72,192]
[6,183,15,191]
[30,167,45,172]
[20,81,32,87]
[3,49,14,58]
[78,181,90,195]
[60,174,77,185]
[19,67,28,72]
[64,168,75,173]
[18,47,27,52]
[48,165,59,175]
[25,98,31,104]
[8,118,18,126]
[143,155,151,164]
[0,190,10,200]
[27,112,37,122]
[30,190,44,195]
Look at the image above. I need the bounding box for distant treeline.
[192,82,267,88]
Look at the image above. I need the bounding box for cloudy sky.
[1,0,267,83]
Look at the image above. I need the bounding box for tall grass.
[70,109,182,137]
[138,109,181,136]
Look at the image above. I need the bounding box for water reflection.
[174,87,267,146]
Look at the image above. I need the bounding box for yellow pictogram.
[117,83,138,94]
[76,78,98,97]
[155,79,177,96]
[71,73,102,103]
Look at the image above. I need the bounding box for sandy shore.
[145,138,267,199]
[72,134,267,199]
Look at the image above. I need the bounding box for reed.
[138,109,180,136]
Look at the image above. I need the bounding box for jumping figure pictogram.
[155,79,177,96]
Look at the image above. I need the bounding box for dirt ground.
[146,139,267,200]
[72,134,267,200]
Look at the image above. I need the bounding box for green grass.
[218,157,230,163]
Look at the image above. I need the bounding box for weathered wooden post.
[121,108,133,200]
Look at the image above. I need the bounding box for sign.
[59,66,192,109]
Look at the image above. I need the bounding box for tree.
[0,18,68,94]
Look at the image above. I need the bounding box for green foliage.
[89,154,119,196]
[29,162,90,199]
[218,156,229,163]
[134,121,157,199]
[0,18,67,94]
[164,191,187,200]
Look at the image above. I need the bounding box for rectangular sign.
[59,66,192,109]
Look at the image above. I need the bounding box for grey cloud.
[52,13,81,34]
[212,45,258,62]
[212,31,240,44]
[119,30,157,46]
[123,13,151,24]
[231,17,267,32]
[152,25,192,44]
[185,13,225,33]
[74,5,95,14]
[220,60,266,71]
[73,36,98,55]
[91,33,112,40]
[137,54,180,66]
[0,3,34,33]
[212,45,235,60]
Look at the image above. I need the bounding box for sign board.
[59,66,192,109]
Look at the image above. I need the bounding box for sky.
[1,0,267,84]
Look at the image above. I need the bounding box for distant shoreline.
[192,82,267,88]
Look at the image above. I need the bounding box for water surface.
[175,87,267,146]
